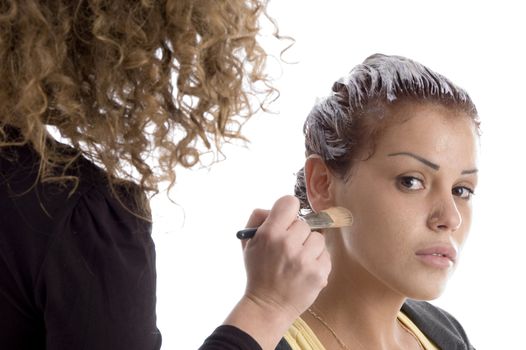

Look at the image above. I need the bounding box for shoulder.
[402,299,474,350]
[1,139,148,231]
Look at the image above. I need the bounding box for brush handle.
[236,228,258,239]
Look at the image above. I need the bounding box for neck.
[304,246,415,349]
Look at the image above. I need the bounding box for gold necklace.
[307,308,350,350]
[308,308,426,350]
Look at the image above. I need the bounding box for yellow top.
[283,311,439,350]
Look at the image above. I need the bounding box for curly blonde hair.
[0,0,278,207]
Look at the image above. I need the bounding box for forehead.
[373,102,479,166]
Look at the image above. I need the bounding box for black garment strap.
[275,337,292,350]
[402,300,475,350]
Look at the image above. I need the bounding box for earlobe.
[304,155,335,212]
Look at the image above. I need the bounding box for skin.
[304,102,479,349]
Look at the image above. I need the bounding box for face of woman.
[332,102,479,300]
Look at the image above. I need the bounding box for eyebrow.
[387,152,479,175]
[461,168,478,175]
[388,152,439,170]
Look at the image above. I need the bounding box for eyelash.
[397,176,424,191]
[397,176,475,200]
[452,186,475,200]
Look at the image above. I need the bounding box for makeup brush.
[236,207,353,239]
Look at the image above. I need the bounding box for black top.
[0,131,263,349]
[0,136,162,349]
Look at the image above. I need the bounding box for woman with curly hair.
[0,1,330,349]
[283,54,478,349]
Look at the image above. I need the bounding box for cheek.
[343,187,429,266]
[346,194,414,259]
[350,186,423,238]
[338,176,425,261]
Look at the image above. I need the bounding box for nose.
[427,192,462,233]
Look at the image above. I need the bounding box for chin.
[405,282,448,301]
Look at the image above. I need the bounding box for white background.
[153,1,526,349]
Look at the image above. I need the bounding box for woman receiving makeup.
[280,54,478,350]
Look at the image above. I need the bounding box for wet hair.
[0,0,277,205]
[294,53,480,210]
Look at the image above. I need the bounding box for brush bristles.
[302,207,353,230]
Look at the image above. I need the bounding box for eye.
[452,186,475,200]
[397,176,425,191]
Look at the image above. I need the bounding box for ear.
[305,155,336,213]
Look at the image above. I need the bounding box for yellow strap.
[284,317,326,350]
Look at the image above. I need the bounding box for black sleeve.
[34,186,162,350]
[199,325,262,350]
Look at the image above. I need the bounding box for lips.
[415,244,458,269]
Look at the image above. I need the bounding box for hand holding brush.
[237,206,353,239]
